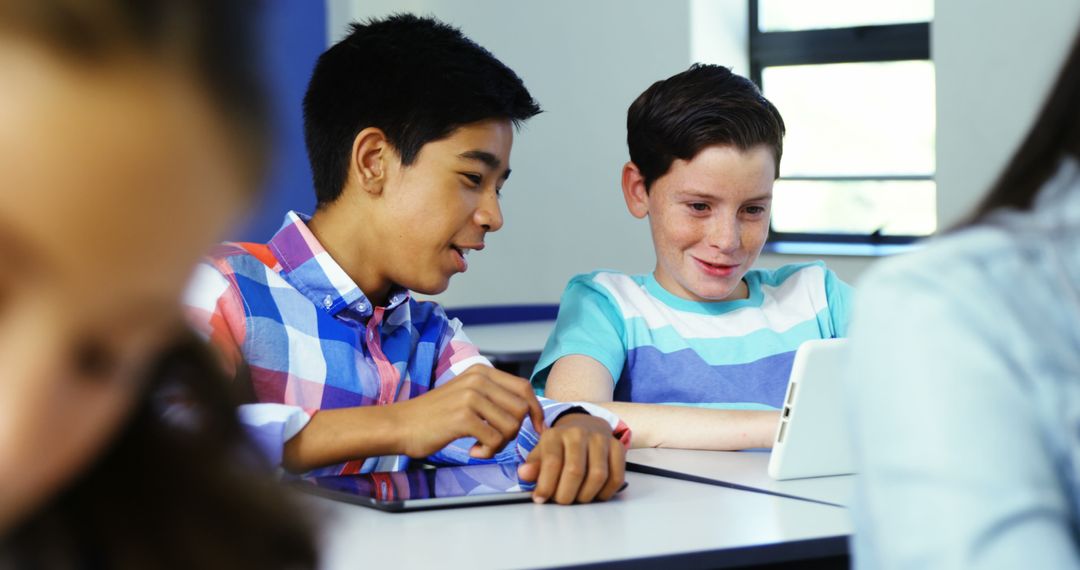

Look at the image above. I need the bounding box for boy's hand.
[517,414,626,505]
[392,364,545,459]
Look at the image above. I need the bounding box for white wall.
[934,0,1080,229]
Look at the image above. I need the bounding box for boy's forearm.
[594,401,779,450]
[281,405,402,473]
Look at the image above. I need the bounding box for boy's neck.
[306,206,392,308]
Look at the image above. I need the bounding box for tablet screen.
[290,462,534,512]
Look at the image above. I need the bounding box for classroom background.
[245,0,1079,309]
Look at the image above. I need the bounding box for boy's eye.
[461,173,482,188]
[744,205,767,215]
[688,203,710,212]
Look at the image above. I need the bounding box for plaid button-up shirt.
[184,211,629,475]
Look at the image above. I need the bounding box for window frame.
[748,0,932,249]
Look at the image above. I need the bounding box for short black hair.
[303,14,542,205]
[627,64,785,190]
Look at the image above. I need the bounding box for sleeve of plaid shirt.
[424,313,632,466]
[183,262,313,467]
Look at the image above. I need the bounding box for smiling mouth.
[693,257,740,276]
[450,244,483,273]
[695,257,737,268]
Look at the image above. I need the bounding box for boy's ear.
[350,127,392,196]
[621,162,650,219]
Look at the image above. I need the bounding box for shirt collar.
[267,211,410,319]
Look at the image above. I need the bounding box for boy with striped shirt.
[534,65,852,450]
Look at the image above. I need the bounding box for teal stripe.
[659,402,780,411]
[622,310,830,365]
[755,261,824,288]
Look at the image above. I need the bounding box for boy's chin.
[685,280,743,302]
[402,275,453,296]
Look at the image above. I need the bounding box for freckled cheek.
[741,221,770,253]
[662,217,707,251]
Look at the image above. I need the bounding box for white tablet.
[768,338,855,481]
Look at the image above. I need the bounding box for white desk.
[464,320,555,362]
[313,471,850,569]
[627,448,855,508]
[465,320,555,378]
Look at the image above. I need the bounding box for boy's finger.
[477,379,533,426]
[575,435,610,503]
[517,449,540,482]
[597,441,627,501]
[470,441,493,459]
[553,433,587,505]
[465,416,505,459]
[468,390,524,443]
[530,441,563,504]
[488,368,546,434]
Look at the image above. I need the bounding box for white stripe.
[372,455,405,472]
[592,266,828,339]
[183,263,230,313]
[237,403,311,440]
[435,321,493,381]
[313,250,357,299]
[436,355,491,384]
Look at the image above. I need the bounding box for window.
[749,0,934,253]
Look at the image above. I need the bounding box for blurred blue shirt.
[846,157,1080,569]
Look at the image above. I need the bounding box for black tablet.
[289,462,535,512]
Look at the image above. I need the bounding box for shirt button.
[357,303,366,311]
[323,295,333,309]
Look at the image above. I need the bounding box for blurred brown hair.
[0,0,271,186]
[0,1,316,568]
[5,336,318,569]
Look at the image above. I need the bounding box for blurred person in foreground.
[0,1,316,568]
[847,23,1080,569]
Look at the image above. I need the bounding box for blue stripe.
[246,315,292,372]
[235,270,282,322]
[614,346,795,408]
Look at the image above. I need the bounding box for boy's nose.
[707,218,741,253]
[475,195,503,232]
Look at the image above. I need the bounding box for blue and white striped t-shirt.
[531,262,853,410]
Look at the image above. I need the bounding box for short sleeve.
[823,267,855,337]
[182,261,247,376]
[431,311,493,387]
[530,274,628,393]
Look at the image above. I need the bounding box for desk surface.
[314,471,851,569]
[627,448,855,507]
[465,320,555,361]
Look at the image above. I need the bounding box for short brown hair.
[627,64,786,190]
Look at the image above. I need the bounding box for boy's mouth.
[450,243,484,272]
[692,256,740,278]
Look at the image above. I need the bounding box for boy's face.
[623,144,775,303]
[371,119,512,296]
[0,40,245,532]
